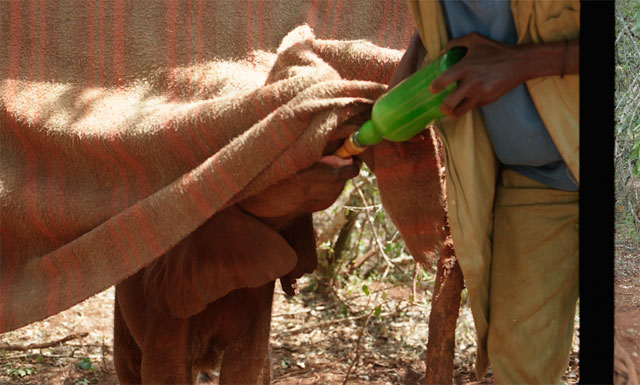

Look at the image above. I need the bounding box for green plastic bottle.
[335,47,466,158]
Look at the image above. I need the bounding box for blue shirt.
[440,0,578,191]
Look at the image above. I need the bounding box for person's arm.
[387,31,427,89]
[381,31,430,156]
[430,32,579,119]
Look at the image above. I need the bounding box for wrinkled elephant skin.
[114,156,360,384]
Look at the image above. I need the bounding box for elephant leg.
[258,347,272,384]
[140,315,192,384]
[219,282,275,385]
[425,238,463,385]
[113,294,143,384]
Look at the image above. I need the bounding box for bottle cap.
[334,132,368,158]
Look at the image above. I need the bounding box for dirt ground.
[614,237,640,384]
[0,264,585,385]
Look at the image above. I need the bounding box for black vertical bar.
[579,1,614,384]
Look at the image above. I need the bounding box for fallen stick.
[342,264,394,385]
[274,312,392,337]
[615,338,639,385]
[0,332,89,351]
[272,306,327,318]
[342,308,376,385]
[349,248,377,271]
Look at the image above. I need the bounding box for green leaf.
[374,305,382,318]
[361,284,369,296]
[76,357,94,371]
[631,139,640,158]
[15,367,35,377]
[633,3,640,32]
[385,243,392,254]
[632,139,640,176]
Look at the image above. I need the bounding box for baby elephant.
[113,155,360,384]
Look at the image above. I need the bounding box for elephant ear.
[278,214,318,296]
[142,207,297,319]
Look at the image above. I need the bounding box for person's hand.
[384,31,430,158]
[388,31,427,90]
[430,33,578,120]
[429,33,528,119]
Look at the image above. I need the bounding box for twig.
[390,255,415,265]
[412,263,419,303]
[339,287,395,302]
[101,335,109,372]
[615,12,640,114]
[328,284,356,315]
[274,311,392,337]
[342,204,383,211]
[0,352,69,360]
[616,242,639,251]
[349,248,377,270]
[272,307,326,318]
[616,12,640,57]
[272,368,312,381]
[353,184,402,273]
[342,308,377,385]
[0,333,88,351]
[342,264,392,385]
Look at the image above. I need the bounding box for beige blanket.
[0,1,446,333]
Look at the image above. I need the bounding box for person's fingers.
[317,155,354,168]
[388,56,417,89]
[440,34,471,56]
[430,67,462,94]
[438,78,468,117]
[431,35,473,93]
[415,42,427,72]
[451,97,476,119]
[388,31,426,89]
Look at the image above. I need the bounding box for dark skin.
[389,31,579,120]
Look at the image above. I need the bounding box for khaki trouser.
[487,169,579,384]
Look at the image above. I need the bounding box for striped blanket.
[0,1,446,333]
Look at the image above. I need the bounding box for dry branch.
[275,311,392,338]
[349,248,377,271]
[615,338,640,385]
[0,333,88,351]
[342,262,393,385]
[272,306,327,318]
[342,308,377,385]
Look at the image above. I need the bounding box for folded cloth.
[0,2,446,333]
